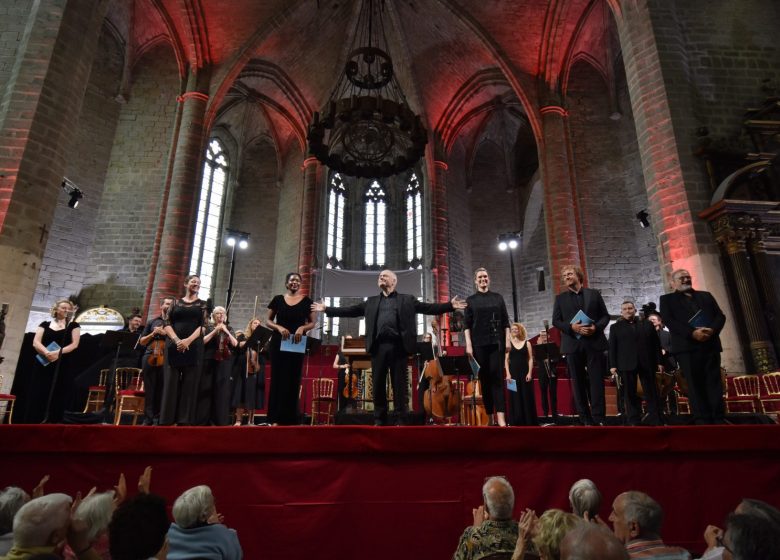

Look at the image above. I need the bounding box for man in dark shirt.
[313,270,466,425]
[552,265,610,425]
[138,297,173,425]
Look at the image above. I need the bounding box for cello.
[421,326,460,422]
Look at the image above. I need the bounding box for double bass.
[421,331,460,422]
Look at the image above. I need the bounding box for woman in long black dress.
[161,274,207,426]
[200,306,237,425]
[27,299,81,423]
[506,322,538,426]
[464,267,510,426]
[266,272,315,425]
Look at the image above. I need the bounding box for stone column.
[431,160,450,304]
[298,157,322,296]
[0,0,108,382]
[539,105,586,282]
[712,215,778,373]
[148,68,211,307]
[748,233,780,362]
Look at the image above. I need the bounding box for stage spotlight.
[636,210,650,228]
[67,188,83,209]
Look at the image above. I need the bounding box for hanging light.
[307,0,427,178]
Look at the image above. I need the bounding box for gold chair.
[0,374,16,424]
[727,375,761,413]
[114,367,145,425]
[760,372,780,420]
[310,378,335,425]
[83,369,110,413]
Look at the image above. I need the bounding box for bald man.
[560,522,629,560]
[313,270,466,425]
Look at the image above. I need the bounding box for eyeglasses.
[716,535,732,554]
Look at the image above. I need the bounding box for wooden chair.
[760,372,780,421]
[310,378,335,425]
[83,368,110,413]
[0,374,16,424]
[114,367,145,425]
[727,375,761,413]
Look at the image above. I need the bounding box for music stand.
[533,341,561,423]
[99,330,142,424]
[246,325,273,352]
[438,355,472,425]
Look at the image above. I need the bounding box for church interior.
[1,1,780,558]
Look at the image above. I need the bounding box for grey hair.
[74,491,115,542]
[172,485,215,529]
[13,493,72,548]
[482,477,514,521]
[568,479,602,519]
[0,487,30,534]
[621,491,663,537]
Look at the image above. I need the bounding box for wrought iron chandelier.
[307,0,428,178]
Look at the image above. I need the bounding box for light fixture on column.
[224,229,250,310]
[636,210,650,228]
[497,232,521,321]
[61,178,83,209]
[307,0,427,178]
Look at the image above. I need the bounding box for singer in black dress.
[506,323,537,426]
[464,268,511,426]
[266,273,315,425]
[27,299,81,423]
[162,275,206,426]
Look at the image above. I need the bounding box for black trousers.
[474,344,505,414]
[370,338,408,423]
[538,361,558,418]
[141,361,164,423]
[677,350,724,424]
[619,367,661,425]
[566,348,606,424]
[160,363,200,425]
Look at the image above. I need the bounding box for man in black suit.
[552,265,610,425]
[609,301,663,425]
[312,270,466,425]
[659,269,727,424]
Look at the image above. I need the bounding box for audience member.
[609,491,690,559]
[64,492,115,560]
[2,493,71,560]
[167,485,242,560]
[700,498,780,560]
[569,479,602,521]
[453,476,519,560]
[722,512,780,560]
[108,493,169,560]
[533,509,581,560]
[0,488,30,556]
[560,523,629,560]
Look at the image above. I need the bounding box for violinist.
[232,318,266,426]
[333,335,356,410]
[416,320,441,414]
[138,297,173,426]
[201,306,238,426]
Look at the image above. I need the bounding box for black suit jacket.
[552,287,609,354]
[326,293,453,354]
[659,289,726,354]
[608,319,661,372]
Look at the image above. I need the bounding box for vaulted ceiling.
[112,0,618,154]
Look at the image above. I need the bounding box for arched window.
[189,138,228,301]
[364,180,386,267]
[326,173,346,269]
[406,173,423,269]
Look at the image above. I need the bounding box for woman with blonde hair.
[199,306,238,425]
[505,322,537,426]
[26,299,80,423]
[232,317,266,426]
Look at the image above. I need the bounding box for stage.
[1,424,779,559]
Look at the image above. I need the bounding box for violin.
[342,366,359,399]
[147,339,164,367]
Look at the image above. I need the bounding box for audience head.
[109,493,169,560]
[560,523,629,560]
[172,485,216,529]
[724,511,780,560]
[13,493,72,549]
[482,477,514,521]
[73,490,115,542]
[532,509,581,560]
[0,486,30,534]
[735,498,780,525]
[568,479,602,520]
[609,491,663,543]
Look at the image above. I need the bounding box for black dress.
[160,299,205,425]
[25,321,80,423]
[267,295,313,425]
[231,333,265,417]
[198,325,235,426]
[508,341,538,426]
